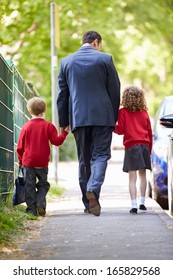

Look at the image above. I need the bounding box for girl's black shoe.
[139,204,147,210]
[129,208,137,214]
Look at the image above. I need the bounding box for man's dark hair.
[82,31,102,44]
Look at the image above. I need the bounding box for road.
[0,149,173,260]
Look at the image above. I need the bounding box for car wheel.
[147,181,152,198]
[170,196,173,216]
[168,186,173,215]
[154,190,168,209]
[167,154,173,216]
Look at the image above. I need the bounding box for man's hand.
[60,126,70,133]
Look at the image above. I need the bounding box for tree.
[1,0,173,159]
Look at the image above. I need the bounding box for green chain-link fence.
[0,54,38,203]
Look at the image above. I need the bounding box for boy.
[17,97,69,216]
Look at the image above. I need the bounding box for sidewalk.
[46,150,173,260]
[1,150,173,260]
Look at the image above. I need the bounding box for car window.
[153,97,173,139]
[163,100,173,116]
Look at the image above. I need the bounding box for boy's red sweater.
[114,108,152,154]
[17,118,68,168]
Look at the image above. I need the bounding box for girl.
[114,85,152,214]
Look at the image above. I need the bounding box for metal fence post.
[50,2,60,183]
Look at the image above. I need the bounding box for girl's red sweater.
[114,108,152,154]
[17,118,68,168]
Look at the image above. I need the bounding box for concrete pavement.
[1,150,173,260]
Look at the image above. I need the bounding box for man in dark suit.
[57,31,120,216]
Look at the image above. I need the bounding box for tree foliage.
[1,0,173,119]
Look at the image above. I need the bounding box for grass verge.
[0,205,37,249]
[0,181,64,250]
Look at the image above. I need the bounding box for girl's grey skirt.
[123,144,151,173]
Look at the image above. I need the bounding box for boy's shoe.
[139,204,147,211]
[37,206,46,216]
[129,208,138,214]
[25,208,37,216]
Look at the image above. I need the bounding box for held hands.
[60,126,70,133]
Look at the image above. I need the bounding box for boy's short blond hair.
[27,97,46,116]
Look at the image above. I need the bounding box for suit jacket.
[57,45,120,132]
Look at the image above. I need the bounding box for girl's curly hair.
[121,85,148,111]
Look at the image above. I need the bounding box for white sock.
[131,199,137,208]
[139,196,145,205]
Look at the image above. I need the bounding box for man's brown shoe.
[86,191,101,216]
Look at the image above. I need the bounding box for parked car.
[148,95,173,210]
[160,114,173,215]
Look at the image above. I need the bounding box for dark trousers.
[23,166,50,215]
[73,126,112,209]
